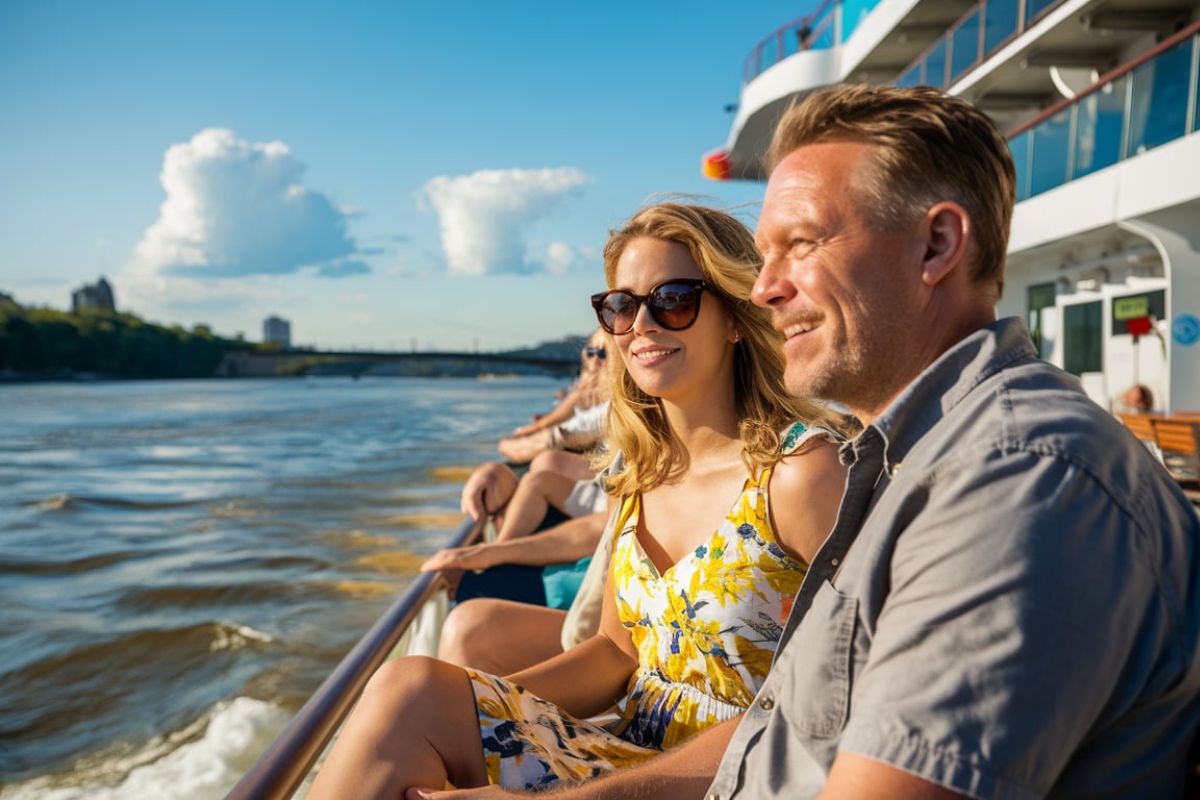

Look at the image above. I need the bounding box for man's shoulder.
[910,356,1196,537]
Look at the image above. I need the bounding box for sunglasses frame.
[590,278,708,335]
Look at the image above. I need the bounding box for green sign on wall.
[1113,295,1150,321]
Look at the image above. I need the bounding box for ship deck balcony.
[709,0,1198,180]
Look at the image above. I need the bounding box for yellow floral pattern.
[468,465,805,789]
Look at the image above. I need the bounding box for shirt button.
[706,794,720,800]
[758,695,775,711]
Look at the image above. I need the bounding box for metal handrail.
[742,0,836,83]
[226,513,487,800]
[1007,18,1200,138]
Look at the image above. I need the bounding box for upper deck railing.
[742,0,881,84]
[1006,20,1200,201]
[895,0,1067,90]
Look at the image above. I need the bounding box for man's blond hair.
[768,84,1015,296]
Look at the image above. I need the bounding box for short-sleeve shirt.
[708,317,1200,799]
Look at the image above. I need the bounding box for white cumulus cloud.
[420,167,588,276]
[131,128,365,279]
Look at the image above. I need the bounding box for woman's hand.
[406,787,519,800]
[420,544,498,574]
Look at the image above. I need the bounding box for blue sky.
[0,1,810,349]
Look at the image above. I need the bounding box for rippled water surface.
[0,377,558,798]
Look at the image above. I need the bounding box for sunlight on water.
[0,376,564,795]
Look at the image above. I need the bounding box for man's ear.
[921,202,971,287]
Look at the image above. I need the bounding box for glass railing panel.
[759,37,780,73]
[896,62,923,88]
[1127,37,1193,156]
[841,0,880,43]
[950,9,982,83]
[807,11,836,50]
[1071,75,1127,179]
[926,39,948,89]
[1028,109,1071,196]
[1024,0,1060,26]
[1009,130,1032,201]
[983,0,1019,56]
[781,25,801,59]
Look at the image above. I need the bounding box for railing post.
[1187,34,1199,134]
[1119,68,1134,161]
[1066,103,1079,184]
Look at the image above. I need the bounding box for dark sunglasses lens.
[650,283,703,330]
[600,293,639,334]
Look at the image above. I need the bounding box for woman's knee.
[439,600,505,666]
[360,655,463,717]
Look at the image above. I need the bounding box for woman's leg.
[439,599,567,674]
[309,656,487,800]
[495,468,578,541]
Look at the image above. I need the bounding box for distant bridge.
[216,348,579,378]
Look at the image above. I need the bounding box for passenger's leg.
[495,468,578,542]
[439,599,567,674]
[309,656,487,799]
[527,449,596,482]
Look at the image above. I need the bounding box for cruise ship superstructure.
[705,0,1200,412]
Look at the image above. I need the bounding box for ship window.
[1027,282,1057,358]
[1072,75,1127,179]
[1110,290,1165,333]
[1063,301,1103,376]
[983,0,1018,56]
[1127,38,1192,155]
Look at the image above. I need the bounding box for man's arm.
[820,754,969,799]
[406,715,740,800]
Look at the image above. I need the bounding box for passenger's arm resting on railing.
[504,563,635,719]
[481,512,605,566]
[419,513,605,573]
[406,715,740,800]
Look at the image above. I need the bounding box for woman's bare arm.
[767,438,848,564]
[504,558,637,719]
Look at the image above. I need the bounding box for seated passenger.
[498,332,611,464]
[309,202,853,798]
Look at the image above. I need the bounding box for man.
[414,85,1200,800]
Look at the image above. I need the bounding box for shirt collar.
[867,317,1037,475]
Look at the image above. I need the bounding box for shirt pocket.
[784,579,858,740]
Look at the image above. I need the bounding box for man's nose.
[752,257,796,309]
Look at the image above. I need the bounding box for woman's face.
[610,237,736,404]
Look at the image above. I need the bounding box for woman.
[310,203,852,798]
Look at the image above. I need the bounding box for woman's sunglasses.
[590,279,707,336]
[583,346,606,359]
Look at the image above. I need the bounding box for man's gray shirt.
[709,318,1200,799]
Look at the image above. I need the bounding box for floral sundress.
[464,464,806,789]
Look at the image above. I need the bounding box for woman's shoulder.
[769,434,846,505]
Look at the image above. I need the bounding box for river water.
[0,376,559,798]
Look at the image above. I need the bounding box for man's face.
[752,141,926,415]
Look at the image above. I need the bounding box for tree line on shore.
[0,301,259,379]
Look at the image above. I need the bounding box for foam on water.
[0,697,291,800]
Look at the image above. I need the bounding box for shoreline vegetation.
[0,298,584,382]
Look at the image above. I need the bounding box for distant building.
[71,277,116,313]
[263,315,291,348]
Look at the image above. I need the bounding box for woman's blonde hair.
[599,202,852,497]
